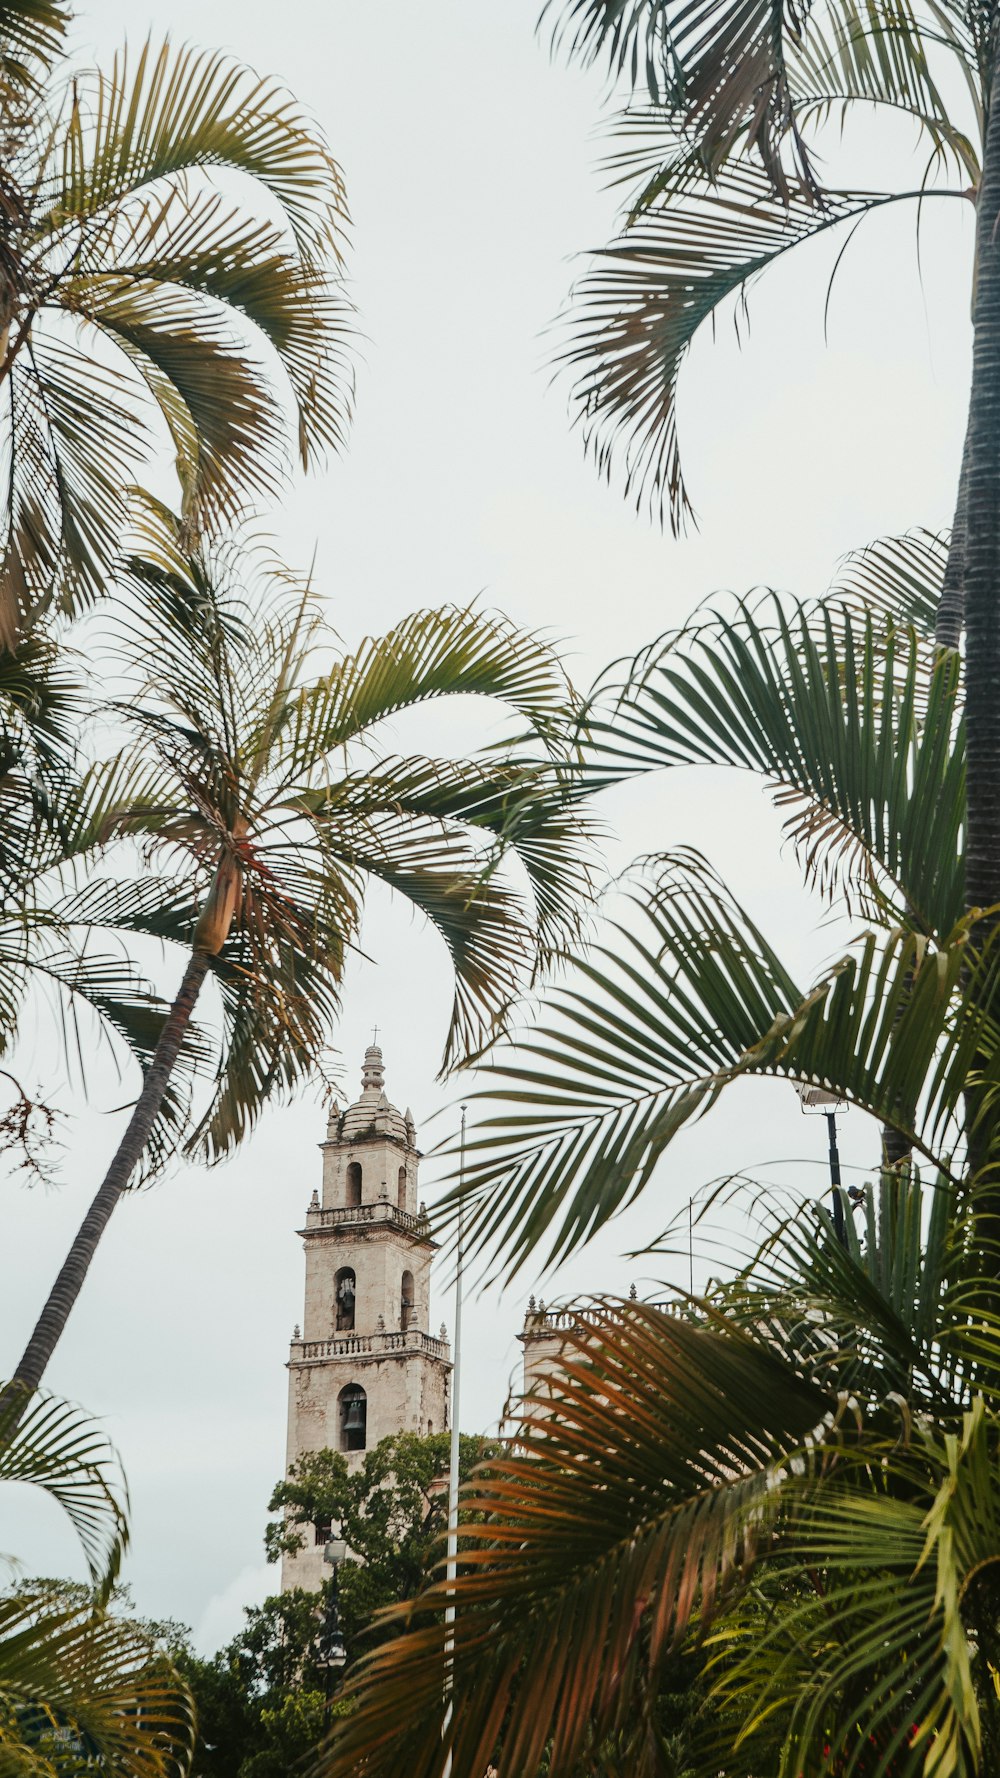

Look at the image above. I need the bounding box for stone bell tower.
[281,1042,452,1591]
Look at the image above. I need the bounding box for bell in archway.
[343,1399,365,1432]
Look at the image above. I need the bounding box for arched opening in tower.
[397,1165,406,1211]
[339,1383,367,1452]
[400,1269,414,1331]
[346,1161,362,1207]
[335,1266,356,1332]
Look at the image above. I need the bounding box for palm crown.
[0,22,351,639]
[5,524,595,1402]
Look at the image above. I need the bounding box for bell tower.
[281,1043,452,1590]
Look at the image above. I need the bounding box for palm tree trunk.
[963,50,1000,923]
[962,34,1000,1210]
[1,950,210,1416]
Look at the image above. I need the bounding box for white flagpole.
[442,1105,466,1778]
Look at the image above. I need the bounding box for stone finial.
[439,1322,447,1341]
[528,1294,536,1312]
[378,1177,388,1200]
[629,1282,637,1300]
[376,1314,385,1332]
[419,1201,428,1220]
[404,1105,416,1138]
[361,1044,385,1092]
[325,1102,340,1138]
[292,1323,301,1341]
[309,1188,319,1207]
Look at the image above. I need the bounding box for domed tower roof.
[338,1043,410,1143]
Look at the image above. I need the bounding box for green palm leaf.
[558,162,931,527]
[0,34,352,638]
[0,1391,126,1589]
[588,586,964,931]
[0,1591,194,1778]
[443,850,997,1278]
[0,2,66,101]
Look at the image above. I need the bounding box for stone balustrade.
[290,1327,451,1362]
[302,1201,431,1236]
[521,1299,675,1338]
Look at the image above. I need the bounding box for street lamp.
[796,1084,848,1244]
[316,1534,347,1711]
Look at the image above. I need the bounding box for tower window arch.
[346,1161,362,1207]
[339,1383,367,1452]
[397,1165,407,1211]
[400,1269,414,1332]
[335,1266,356,1332]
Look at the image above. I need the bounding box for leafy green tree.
[266,1431,497,1648]
[180,1432,494,1778]
[3,525,591,1406]
[0,8,351,640]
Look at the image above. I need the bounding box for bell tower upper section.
[318,1043,420,1223]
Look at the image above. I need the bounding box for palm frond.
[51,36,347,265]
[0,1590,194,1777]
[0,2,67,103]
[320,1299,830,1778]
[441,850,995,1278]
[295,751,596,964]
[288,604,580,766]
[587,588,964,931]
[543,0,814,192]
[558,163,915,528]
[0,1390,127,1588]
[828,527,946,637]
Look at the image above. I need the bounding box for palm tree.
[429,533,969,1278]
[0,16,351,640]
[0,1384,194,1775]
[318,1171,1000,1777]
[544,0,1000,929]
[4,524,593,1404]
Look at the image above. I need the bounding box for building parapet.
[301,1201,432,1237]
[520,1298,676,1341]
[290,1328,451,1363]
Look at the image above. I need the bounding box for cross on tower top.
[371,1023,379,1045]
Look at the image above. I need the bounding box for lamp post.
[442,1105,467,1778]
[316,1535,347,1719]
[796,1084,848,1244]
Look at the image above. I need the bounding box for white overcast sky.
[1,0,974,1650]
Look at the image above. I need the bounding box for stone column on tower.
[281,1042,452,1592]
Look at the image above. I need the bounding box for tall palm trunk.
[0,950,210,1417]
[961,32,1000,1202]
[963,49,1000,918]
